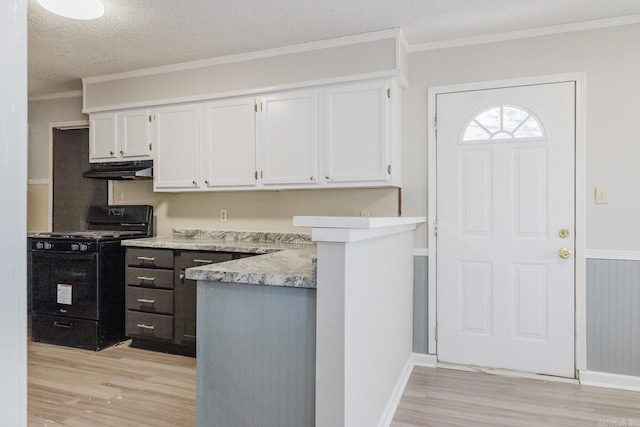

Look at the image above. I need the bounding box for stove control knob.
[71,243,79,251]
[44,242,52,250]
[35,242,44,250]
[79,244,88,251]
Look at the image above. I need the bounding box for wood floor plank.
[28,340,196,427]
[391,366,640,427]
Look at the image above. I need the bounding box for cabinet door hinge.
[434,115,438,131]
[254,104,258,113]
[148,114,153,123]
[434,220,438,236]
[434,323,438,341]
[260,170,264,179]
[254,170,258,180]
[387,164,391,175]
[387,88,391,99]
[148,143,153,151]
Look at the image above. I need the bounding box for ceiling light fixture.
[37,0,105,20]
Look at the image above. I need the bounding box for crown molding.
[408,14,640,52]
[28,90,83,101]
[82,28,403,85]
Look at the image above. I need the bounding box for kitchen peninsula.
[122,228,318,426]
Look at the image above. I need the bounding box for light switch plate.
[595,187,608,204]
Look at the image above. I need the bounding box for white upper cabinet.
[324,80,393,184]
[153,104,201,190]
[89,112,117,162]
[258,89,319,186]
[118,109,153,159]
[89,110,153,163]
[200,98,257,188]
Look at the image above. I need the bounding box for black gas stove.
[29,205,153,350]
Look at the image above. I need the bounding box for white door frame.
[427,73,587,373]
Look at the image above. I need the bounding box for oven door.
[31,251,99,320]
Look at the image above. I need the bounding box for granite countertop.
[122,229,317,289]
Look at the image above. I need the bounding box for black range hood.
[83,160,153,180]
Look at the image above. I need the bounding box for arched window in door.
[462,105,545,142]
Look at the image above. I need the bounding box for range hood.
[83,160,153,180]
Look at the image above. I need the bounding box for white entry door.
[436,82,575,378]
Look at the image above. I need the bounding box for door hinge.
[434,324,438,341]
[387,164,391,175]
[434,220,438,236]
[434,115,438,131]
[148,143,153,151]
[387,88,391,99]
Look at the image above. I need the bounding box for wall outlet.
[360,211,370,217]
[219,209,228,222]
[595,187,608,204]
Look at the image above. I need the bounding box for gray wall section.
[413,255,429,354]
[197,281,316,427]
[586,258,640,376]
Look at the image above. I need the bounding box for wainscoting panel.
[586,258,640,376]
[413,255,428,354]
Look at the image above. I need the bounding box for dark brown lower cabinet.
[174,251,233,347]
[125,247,243,356]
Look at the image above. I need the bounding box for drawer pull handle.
[54,321,72,329]
[136,298,155,304]
[136,324,155,330]
[137,256,156,261]
[193,259,213,264]
[137,276,155,281]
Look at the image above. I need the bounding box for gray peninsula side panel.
[197,281,316,427]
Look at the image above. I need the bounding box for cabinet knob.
[192,180,197,185]
[204,180,209,185]
[325,176,330,181]
[109,151,114,156]
[310,176,314,181]
[120,150,124,155]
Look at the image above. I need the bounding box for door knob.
[558,248,571,259]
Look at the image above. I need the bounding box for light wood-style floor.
[391,366,640,427]
[29,341,640,427]
[28,340,196,426]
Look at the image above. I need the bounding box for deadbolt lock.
[559,228,570,238]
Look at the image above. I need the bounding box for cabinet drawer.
[126,267,174,289]
[126,311,173,341]
[126,287,174,314]
[181,251,234,269]
[126,248,174,269]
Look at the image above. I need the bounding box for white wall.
[401,23,640,251]
[0,0,28,424]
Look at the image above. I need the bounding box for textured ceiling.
[28,0,640,96]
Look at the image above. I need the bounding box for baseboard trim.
[411,352,438,367]
[377,353,437,427]
[579,370,640,392]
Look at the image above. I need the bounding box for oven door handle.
[136,298,155,304]
[137,256,156,261]
[136,276,155,281]
[54,321,72,329]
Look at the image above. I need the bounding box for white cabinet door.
[89,112,117,162]
[258,90,318,185]
[201,98,257,188]
[118,109,153,159]
[154,104,201,190]
[324,80,391,183]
